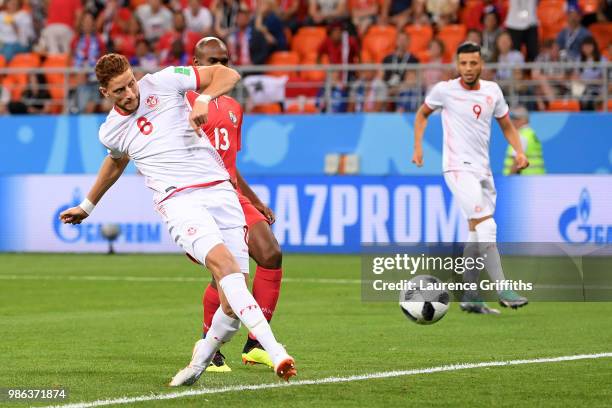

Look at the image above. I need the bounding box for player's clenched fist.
[515,153,529,171]
[412,147,424,167]
[254,203,276,224]
[59,207,89,225]
[189,98,210,131]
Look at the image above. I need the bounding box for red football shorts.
[238,192,269,227]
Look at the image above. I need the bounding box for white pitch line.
[41,352,612,408]
[0,274,361,284]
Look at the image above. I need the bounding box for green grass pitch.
[1,253,611,407]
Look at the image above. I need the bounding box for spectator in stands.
[462,0,503,30]
[226,6,252,66]
[71,12,105,113]
[130,39,159,75]
[184,0,214,34]
[382,31,419,109]
[157,12,201,63]
[350,0,379,37]
[162,38,190,65]
[213,0,242,39]
[0,0,35,61]
[316,71,349,112]
[318,21,359,65]
[21,73,52,114]
[278,0,302,32]
[108,15,141,59]
[504,0,538,61]
[409,0,432,25]
[573,36,606,110]
[557,4,591,61]
[249,0,287,64]
[349,69,388,112]
[423,39,449,91]
[0,83,9,115]
[379,0,411,28]
[96,0,133,49]
[39,0,82,54]
[532,39,568,107]
[481,9,501,62]
[426,0,459,26]
[466,29,483,46]
[136,0,173,43]
[494,30,524,81]
[307,0,348,26]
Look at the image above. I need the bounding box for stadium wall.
[0,113,611,175]
[0,175,610,253]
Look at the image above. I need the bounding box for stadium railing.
[0,61,610,114]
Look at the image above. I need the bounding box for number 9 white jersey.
[98,66,229,203]
[424,78,509,175]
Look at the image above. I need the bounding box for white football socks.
[475,218,507,292]
[190,308,240,370]
[219,273,288,367]
[462,231,481,299]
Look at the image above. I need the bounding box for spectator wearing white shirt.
[136,0,173,42]
[504,0,538,61]
[183,0,214,34]
[0,0,35,61]
[494,31,524,82]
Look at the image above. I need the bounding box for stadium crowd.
[0,0,610,114]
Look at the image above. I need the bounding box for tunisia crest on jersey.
[229,111,238,126]
[146,95,159,109]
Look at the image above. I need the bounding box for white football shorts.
[443,171,497,219]
[155,181,249,274]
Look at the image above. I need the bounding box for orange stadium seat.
[251,103,283,114]
[588,23,612,52]
[362,25,397,63]
[300,52,327,81]
[267,51,300,78]
[579,0,600,14]
[130,0,147,7]
[547,99,580,112]
[437,24,467,61]
[607,99,612,111]
[537,2,567,40]
[0,55,5,81]
[2,52,41,100]
[286,102,319,114]
[291,27,327,59]
[404,24,434,54]
[43,54,71,100]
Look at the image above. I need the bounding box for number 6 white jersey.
[424,78,509,175]
[98,66,229,203]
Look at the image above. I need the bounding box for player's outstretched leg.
[201,283,231,372]
[170,306,240,386]
[459,230,501,315]
[242,221,283,368]
[475,218,528,309]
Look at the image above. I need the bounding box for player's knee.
[205,244,241,281]
[257,243,282,269]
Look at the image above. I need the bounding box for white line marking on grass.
[41,352,612,408]
[0,274,361,284]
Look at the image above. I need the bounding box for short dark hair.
[456,42,481,56]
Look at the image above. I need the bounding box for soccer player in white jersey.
[59,54,297,384]
[412,42,530,314]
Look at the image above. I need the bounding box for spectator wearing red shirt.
[318,22,359,64]
[157,12,202,63]
[40,0,83,54]
[349,0,379,37]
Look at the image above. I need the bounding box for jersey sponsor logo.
[229,111,238,126]
[558,189,612,244]
[145,95,159,109]
[174,67,191,76]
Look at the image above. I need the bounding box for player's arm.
[412,103,435,167]
[59,155,130,225]
[497,115,529,171]
[236,169,275,223]
[190,65,241,130]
